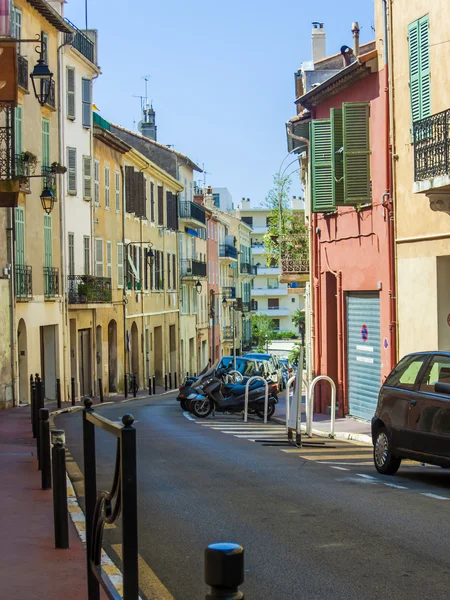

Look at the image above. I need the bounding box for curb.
[272,416,372,445]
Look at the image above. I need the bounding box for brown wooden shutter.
[150,182,155,222]
[125,166,135,213]
[158,186,164,226]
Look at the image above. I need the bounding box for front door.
[78,329,92,398]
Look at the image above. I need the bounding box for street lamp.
[30,55,54,106]
[195,280,202,294]
[40,187,55,214]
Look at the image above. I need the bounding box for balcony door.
[44,214,52,296]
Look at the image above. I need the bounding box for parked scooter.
[177,363,213,410]
[188,365,278,419]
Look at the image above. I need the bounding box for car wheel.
[373,427,401,475]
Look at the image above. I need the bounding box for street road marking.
[331,466,350,471]
[357,473,376,480]
[420,493,450,501]
[298,454,376,460]
[281,447,370,454]
[112,544,174,600]
[183,411,196,421]
[383,483,409,490]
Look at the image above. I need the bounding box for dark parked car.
[372,352,450,474]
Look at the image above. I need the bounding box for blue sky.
[66,0,375,205]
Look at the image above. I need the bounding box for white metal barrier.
[308,376,337,438]
[227,370,243,384]
[285,376,296,433]
[244,376,269,423]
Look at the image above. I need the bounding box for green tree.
[288,342,305,367]
[292,309,306,346]
[252,314,275,352]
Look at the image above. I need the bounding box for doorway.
[17,319,28,404]
[78,328,92,398]
[40,325,57,400]
[169,325,176,377]
[108,320,118,393]
[96,325,102,394]
[154,326,163,384]
[131,322,139,381]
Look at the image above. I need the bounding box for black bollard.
[71,377,76,407]
[56,378,61,409]
[36,378,45,469]
[164,373,168,391]
[169,372,172,389]
[39,408,51,490]
[152,375,156,395]
[148,377,152,396]
[133,374,137,398]
[174,372,177,389]
[31,375,37,438]
[205,543,244,600]
[186,371,189,378]
[98,378,104,403]
[51,429,69,549]
[194,373,197,377]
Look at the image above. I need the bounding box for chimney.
[203,186,214,209]
[138,105,157,141]
[311,22,326,63]
[352,22,360,57]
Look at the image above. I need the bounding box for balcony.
[255,266,279,276]
[68,275,112,304]
[0,103,19,208]
[240,262,257,276]
[44,267,59,299]
[288,283,306,294]
[18,55,28,90]
[252,287,288,296]
[15,265,32,299]
[180,258,207,279]
[258,307,291,317]
[179,201,206,227]
[222,326,234,341]
[65,19,96,64]
[222,287,236,300]
[14,154,31,193]
[219,244,238,262]
[280,257,309,284]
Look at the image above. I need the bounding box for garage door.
[346,293,381,421]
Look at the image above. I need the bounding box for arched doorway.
[96,325,102,395]
[131,322,139,382]
[108,320,117,393]
[17,319,28,404]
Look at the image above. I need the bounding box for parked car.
[372,351,450,474]
[280,359,294,387]
[244,353,284,390]
[217,356,259,379]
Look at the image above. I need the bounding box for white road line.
[234,434,286,439]
[383,483,408,490]
[356,473,376,480]
[421,493,450,501]
[183,412,196,421]
[331,466,350,471]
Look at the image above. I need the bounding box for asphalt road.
[57,394,450,600]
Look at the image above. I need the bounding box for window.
[268,298,279,310]
[15,208,25,267]
[267,278,279,289]
[167,253,172,290]
[157,186,164,226]
[241,216,253,227]
[15,105,22,157]
[117,243,124,288]
[83,236,90,275]
[66,148,77,194]
[82,78,92,128]
[41,32,48,63]
[115,171,120,212]
[42,118,50,168]
[44,213,52,268]
[83,156,92,200]
[408,15,430,124]
[384,355,426,391]
[419,355,450,392]
[172,254,176,290]
[94,159,100,205]
[68,233,75,276]
[106,241,112,280]
[12,7,22,53]
[95,239,103,277]
[66,67,75,120]
[150,182,155,221]
[104,165,110,209]
[213,193,220,208]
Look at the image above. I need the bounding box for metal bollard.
[71,377,76,407]
[98,378,104,403]
[39,408,51,490]
[56,378,61,409]
[169,372,172,389]
[174,372,177,389]
[133,374,137,398]
[165,373,168,391]
[205,543,244,600]
[194,373,197,377]
[186,371,189,378]
[31,375,37,438]
[152,375,156,395]
[51,429,69,549]
[36,378,44,469]
[124,372,128,399]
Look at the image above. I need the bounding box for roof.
[296,48,378,110]
[26,0,73,33]
[110,122,203,173]
[93,125,131,154]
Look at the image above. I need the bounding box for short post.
[186,371,189,378]
[36,378,44,469]
[40,408,51,489]
[164,373,168,391]
[121,414,139,598]
[51,429,69,549]
[205,543,244,600]
[148,376,152,396]
[31,375,37,438]
[71,377,76,407]
[152,376,156,395]
[98,378,104,403]
[124,372,128,399]
[56,378,61,409]
[174,372,177,389]
[133,374,137,398]
[169,372,172,389]
[194,372,197,377]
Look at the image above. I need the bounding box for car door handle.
[410,398,417,407]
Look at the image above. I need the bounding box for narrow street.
[57,395,450,600]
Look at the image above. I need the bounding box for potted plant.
[20,151,38,174]
[51,162,67,174]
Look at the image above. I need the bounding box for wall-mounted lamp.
[195,280,202,295]
[40,187,55,214]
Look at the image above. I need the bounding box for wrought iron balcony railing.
[180,258,207,278]
[65,19,95,64]
[222,287,236,300]
[219,244,238,260]
[242,301,251,313]
[15,265,32,299]
[44,267,59,298]
[222,326,234,340]
[413,109,450,181]
[68,275,112,303]
[240,262,257,275]
[0,103,14,180]
[280,257,310,278]
[14,154,31,192]
[41,165,56,188]
[179,201,206,225]
[18,55,28,90]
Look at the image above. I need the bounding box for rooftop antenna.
[202,163,211,189]
[132,75,152,115]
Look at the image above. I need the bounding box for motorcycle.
[177,361,244,410]
[187,365,278,419]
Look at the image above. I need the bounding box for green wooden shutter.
[15,105,23,155]
[343,102,371,205]
[310,119,334,213]
[408,20,420,124]
[408,15,431,123]
[44,214,52,268]
[15,207,25,266]
[42,118,50,167]
[331,108,344,206]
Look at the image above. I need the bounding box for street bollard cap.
[205,543,244,588]
[39,407,49,419]
[51,429,65,445]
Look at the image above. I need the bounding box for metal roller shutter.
[346,293,381,420]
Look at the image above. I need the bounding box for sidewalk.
[274,394,372,444]
[0,405,108,600]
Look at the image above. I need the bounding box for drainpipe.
[7,209,16,406]
[121,166,128,392]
